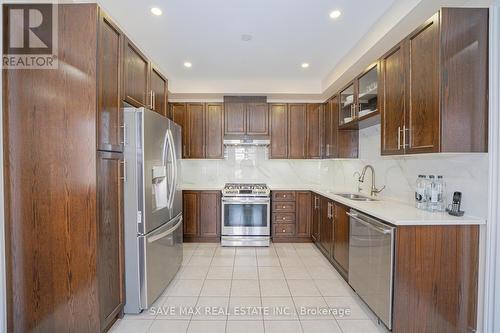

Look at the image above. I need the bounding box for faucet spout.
[357,165,385,196]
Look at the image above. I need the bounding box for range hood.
[224,139,270,146]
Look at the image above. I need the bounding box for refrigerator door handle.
[147,217,183,243]
[166,129,177,210]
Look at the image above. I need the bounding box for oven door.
[222,197,270,236]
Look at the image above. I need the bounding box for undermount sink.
[333,193,379,202]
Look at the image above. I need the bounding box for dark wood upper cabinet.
[306,104,323,159]
[224,97,269,137]
[186,103,205,159]
[269,104,288,159]
[170,103,189,158]
[380,43,406,155]
[224,102,246,136]
[295,192,311,237]
[381,8,488,155]
[323,98,338,158]
[288,103,307,159]
[440,8,488,152]
[123,38,149,108]
[205,103,224,159]
[97,10,123,152]
[97,151,125,331]
[332,203,349,275]
[406,13,440,154]
[150,66,168,116]
[246,102,269,135]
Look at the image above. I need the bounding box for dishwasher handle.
[347,212,393,235]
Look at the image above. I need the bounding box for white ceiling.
[97,0,398,95]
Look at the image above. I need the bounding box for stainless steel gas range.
[221,183,271,247]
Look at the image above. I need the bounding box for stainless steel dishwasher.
[347,209,395,330]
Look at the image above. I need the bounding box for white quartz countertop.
[179,184,486,226]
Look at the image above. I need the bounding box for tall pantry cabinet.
[1,4,169,332]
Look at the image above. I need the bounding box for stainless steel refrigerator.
[123,107,183,313]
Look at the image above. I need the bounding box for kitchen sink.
[333,193,379,202]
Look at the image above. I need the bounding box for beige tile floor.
[110,242,389,333]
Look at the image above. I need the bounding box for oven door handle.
[222,197,270,204]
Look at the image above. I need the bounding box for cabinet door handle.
[397,126,401,150]
[120,124,127,145]
[120,160,126,182]
[403,125,408,149]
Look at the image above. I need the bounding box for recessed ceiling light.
[241,34,253,42]
[329,10,341,19]
[301,63,310,68]
[151,7,163,16]
[184,62,192,68]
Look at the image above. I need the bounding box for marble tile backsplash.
[181,124,488,218]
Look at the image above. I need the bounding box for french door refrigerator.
[123,107,183,313]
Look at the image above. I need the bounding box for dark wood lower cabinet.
[393,225,479,333]
[183,191,221,242]
[332,203,349,277]
[272,191,312,242]
[97,151,125,331]
[310,194,480,333]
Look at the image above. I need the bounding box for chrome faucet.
[358,165,385,196]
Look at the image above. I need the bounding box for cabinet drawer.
[272,191,296,201]
[272,201,296,212]
[273,223,295,237]
[273,213,295,224]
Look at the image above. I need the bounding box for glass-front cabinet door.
[339,83,355,126]
[357,65,378,118]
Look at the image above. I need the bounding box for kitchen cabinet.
[123,38,149,108]
[186,103,205,159]
[306,104,323,159]
[224,101,246,135]
[381,8,488,155]
[318,197,334,257]
[97,10,124,152]
[311,194,321,242]
[323,98,338,158]
[246,102,269,135]
[392,225,479,332]
[224,97,269,137]
[150,66,168,116]
[322,96,358,159]
[183,191,199,238]
[339,83,356,128]
[332,203,349,275]
[269,104,288,159]
[97,151,125,331]
[295,192,312,237]
[380,43,406,155]
[182,191,221,242]
[272,191,311,242]
[169,102,224,159]
[3,5,131,332]
[205,103,224,159]
[288,104,307,159]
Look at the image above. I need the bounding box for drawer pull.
[283,205,286,209]
[282,229,286,233]
[282,217,286,220]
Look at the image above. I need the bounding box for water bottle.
[415,175,427,210]
[427,175,437,212]
[436,176,446,212]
